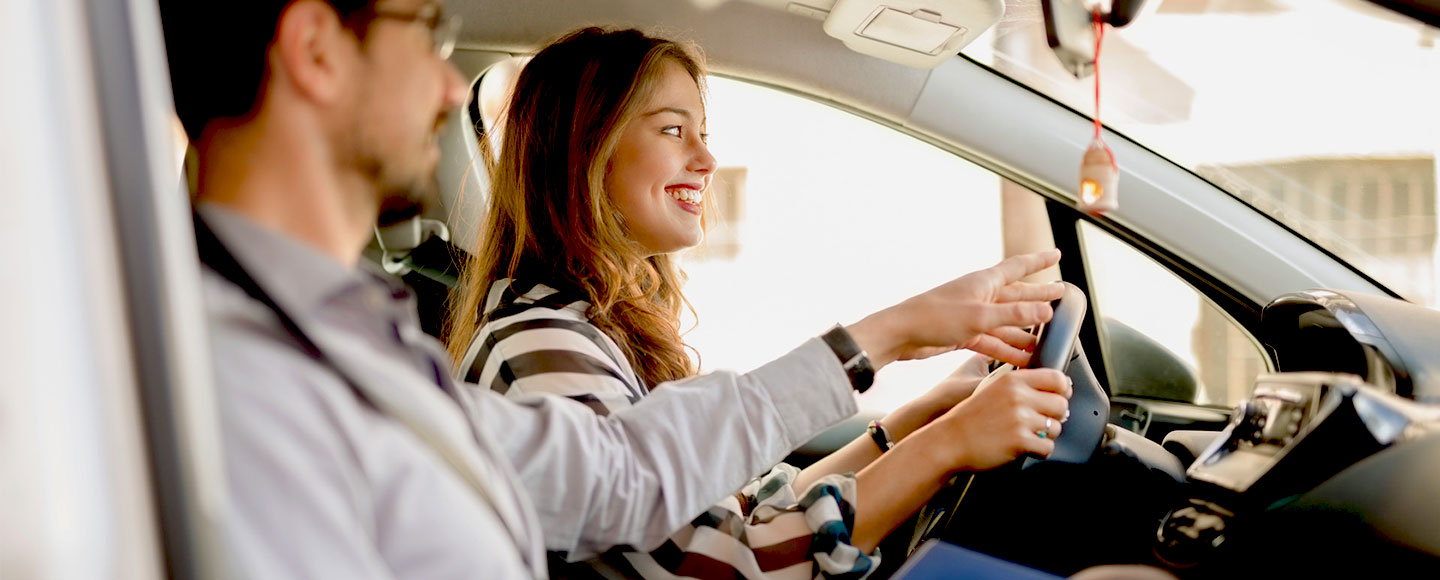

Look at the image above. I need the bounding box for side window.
[1078,222,1269,409]
[684,77,1045,413]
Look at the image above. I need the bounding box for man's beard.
[347,110,449,227]
[375,175,436,226]
[351,142,441,228]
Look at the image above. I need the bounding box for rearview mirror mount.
[1041,0,1150,78]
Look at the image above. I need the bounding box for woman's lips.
[671,196,702,215]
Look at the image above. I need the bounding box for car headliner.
[436,0,1389,311]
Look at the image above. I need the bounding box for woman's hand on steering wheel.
[914,367,1073,472]
[881,354,1004,441]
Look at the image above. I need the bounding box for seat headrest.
[433,88,491,254]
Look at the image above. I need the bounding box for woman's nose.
[690,140,717,174]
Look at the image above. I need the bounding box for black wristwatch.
[820,324,875,393]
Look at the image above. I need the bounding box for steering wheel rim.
[904,282,1110,549]
[1026,282,1106,465]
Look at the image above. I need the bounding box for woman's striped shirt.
[458,279,879,580]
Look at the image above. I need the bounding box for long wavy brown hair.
[445,27,710,388]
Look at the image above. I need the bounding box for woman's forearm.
[847,366,1071,552]
[791,396,940,492]
[792,437,881,493]
[848,434,960,553]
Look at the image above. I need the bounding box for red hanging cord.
[1092,9,1116,169]
[1093,9,1102,138]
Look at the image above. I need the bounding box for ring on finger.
[1035,417,1054,439]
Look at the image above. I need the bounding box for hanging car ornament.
[1043,0,1152,214]
[1079,138,1118,213]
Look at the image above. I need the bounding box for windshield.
[964,0,1440,307]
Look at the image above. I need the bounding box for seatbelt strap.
[193,213,543,578]
[192,213,375,406]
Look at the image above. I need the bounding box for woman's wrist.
[880,396,938,443]
[902,416,974,479]
[866,420,895,452]
[844,311,903,370]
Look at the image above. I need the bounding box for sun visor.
[821,0,1003,69]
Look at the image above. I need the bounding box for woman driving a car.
[445,26,1073,580]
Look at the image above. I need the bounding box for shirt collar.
[490,278,592,314]
[197,203,381,314]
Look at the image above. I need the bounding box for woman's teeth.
[667,188,703,204]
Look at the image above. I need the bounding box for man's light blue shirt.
[199,205,858,579]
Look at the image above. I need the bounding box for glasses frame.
[365,5,461,60]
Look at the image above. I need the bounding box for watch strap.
[820,324,875,393]
[867,420,895,452]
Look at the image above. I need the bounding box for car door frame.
[1,0,229,577]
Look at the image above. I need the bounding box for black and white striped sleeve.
[464,307,645,416]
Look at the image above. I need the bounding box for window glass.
[1079,222,1269,407]
[684,77,1030,414]
[964,1,1440,307]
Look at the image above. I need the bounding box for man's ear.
[270,0,358,107]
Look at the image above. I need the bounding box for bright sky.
[1120,3,1440,166]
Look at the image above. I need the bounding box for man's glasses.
[367,5,461,60]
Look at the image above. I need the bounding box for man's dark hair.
[159,0,373,142]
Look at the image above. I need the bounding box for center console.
[1155,372,1440,571]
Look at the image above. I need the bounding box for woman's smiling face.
[605,59,717,256]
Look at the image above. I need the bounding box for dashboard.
[1261,289,1440,403]
[1150,289,1440,576]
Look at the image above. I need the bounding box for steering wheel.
[1024,281,1107,465]
[900,281,1110,550]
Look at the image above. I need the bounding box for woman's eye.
[661,126,682,137]
[699,132,709,144]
